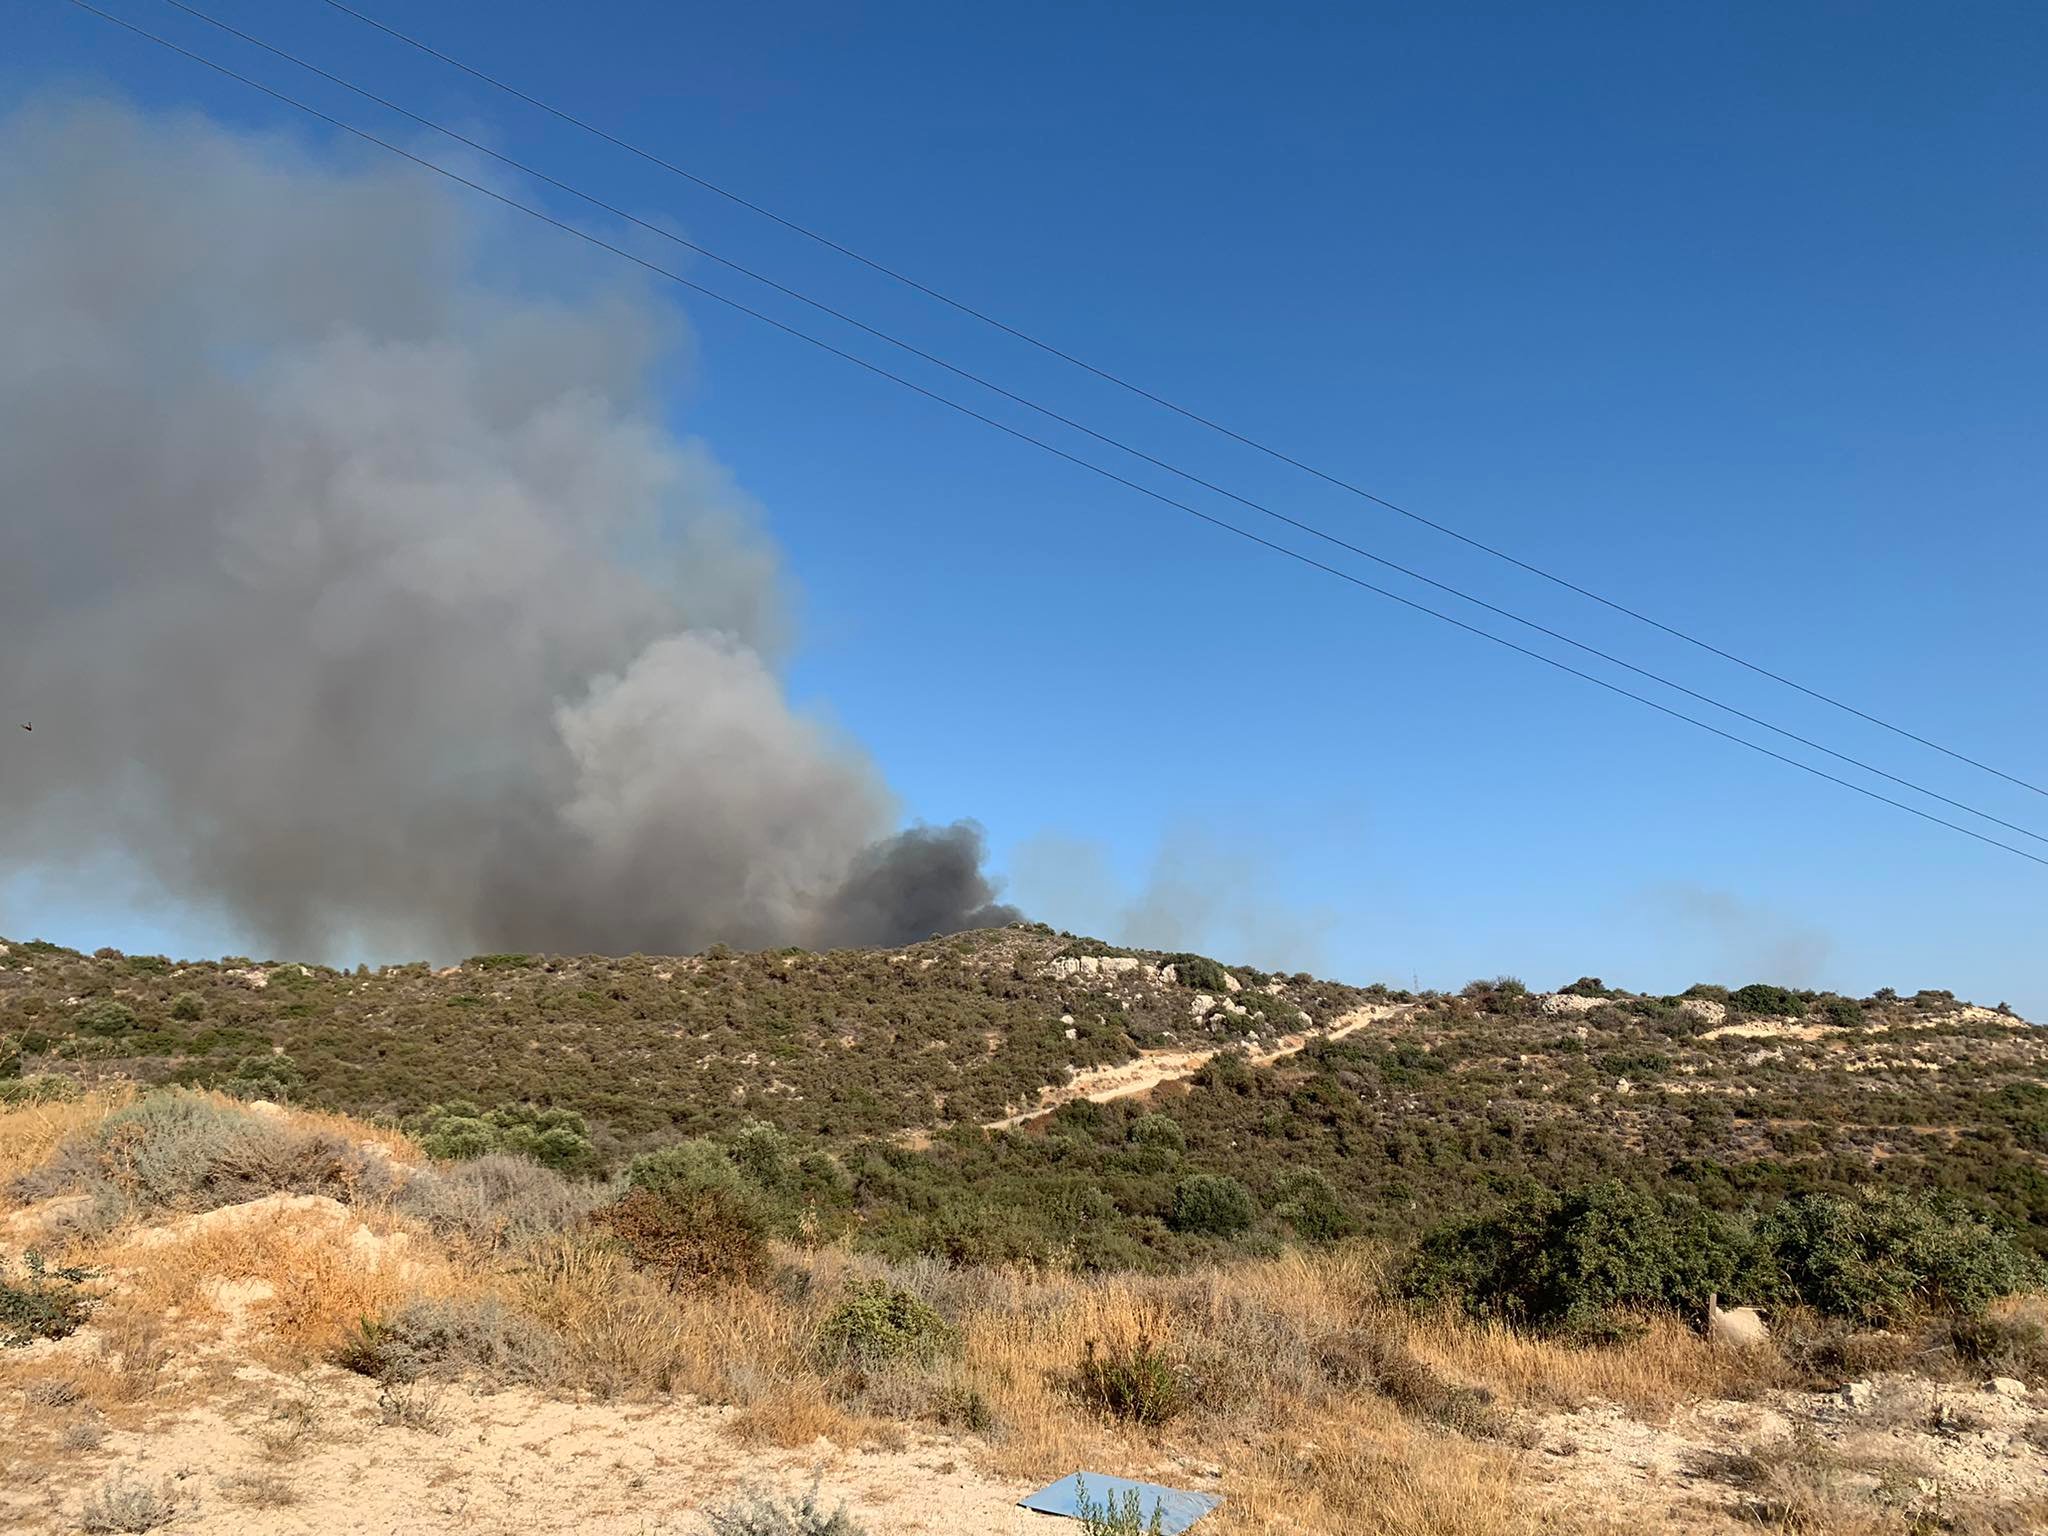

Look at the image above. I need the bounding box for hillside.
[0,927,1371,1145]
[4,932,2046,1272]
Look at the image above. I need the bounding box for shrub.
[1948,1310,2048,1381]
[336,1295,561,1386]
[2,1250,97,1346]
[76,1001,136,1037]
[1402,1180,1756,1337]
[1170,1173,1255,1236]
[818,1280,954,1366]
[1129,1113,1186,1155]
[1162,953,1229,993]
[168,992,204,1022]
[1559,977,1615,998]
[0,1074,80,1107]
[1272,1168,1357,1244]
[595,1185,769,1290]
[13,1089,386,1217]
[396,1155,606,1254]
[79,1472,178,1533]
[729,1119,796,1193]
[225,1052,306,1102]
[706,1480,868,1536]
[1989,1083,2048,1150]
[626,1138,754,1203]
[1126,1113,1185,1172]
[1596,1050,1670,1080]
[1312,1324,1505,1435]
[1756,1189,2043,1326]
[1078,1335,1186,1426]
[1730,983,1803,1018]
[1816,996,1863,1029]
[1072,1478,1166,1536]
[410,1102,596,1173]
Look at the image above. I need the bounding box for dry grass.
[0,1088,129,1186]
[6,1091,2045,1536]
[1408,1311,1776,1414]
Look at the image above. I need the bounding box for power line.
[311,0,2048,804]
[125,0,2048,852]
[65,1,2048,873]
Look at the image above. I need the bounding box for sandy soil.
[1527,1376,2046,1531]
[4,1360,1046,1536]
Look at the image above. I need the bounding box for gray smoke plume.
[0,96,1015,961]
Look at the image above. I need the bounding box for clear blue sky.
[8,1,2045,1010]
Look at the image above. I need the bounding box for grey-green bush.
[705,1480,868,1536]
[395,1154,609,1255]
[11,1089,391,1220]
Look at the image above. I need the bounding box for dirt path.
[980,1003,1410,1131]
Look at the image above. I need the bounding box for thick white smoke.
[0,96,1014,960]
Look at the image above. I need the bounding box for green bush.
[1559,977,1616,998]
[168,993,204,1022]
[1273,1168,1357,1244]
[1072,1478,1166,1536]
[818,1280,954,1366]
[1755,1189,2043,1326]
[410,1103,595,1174]
[1401,1181,1755,1337]
[1729,983,1803,1017]
[1816,996,1864,1029]
[1126,1113,1185,1171]
[1988,1083,2048,1150]
[0,1074,81,1107]
[1170,1173,1255,1236]
[76,1000,136,1037]
[1162,953,1229,993]
[1077,1335,1186,1426]
[730,1120,796,1193]
[1,1250,97,1346]
[225,1053,306,1102]
[1405,1182,2043,1334]
[1596,1050,1670,1080]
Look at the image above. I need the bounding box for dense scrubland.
[4,927,2044,1279]
[3,928,2046,1533]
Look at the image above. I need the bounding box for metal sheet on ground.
[1017,1472,1221,1532]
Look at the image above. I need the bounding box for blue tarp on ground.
[1018,1472,1221,1533]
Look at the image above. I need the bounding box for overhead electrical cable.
[306,0,2048,803]
[67,0,2048,873]
[125,0,2048,852]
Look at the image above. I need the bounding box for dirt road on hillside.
[980,1002,1410,1131]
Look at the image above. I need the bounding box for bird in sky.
[18,723,29,731]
